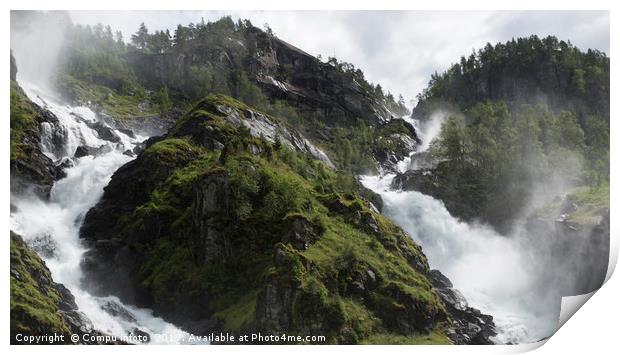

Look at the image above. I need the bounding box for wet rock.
[131,139,152,155]
[428,269,496,344]
[390,165,484,228]
[366,269,377,286]
[55,156,74,175]
[525,207,609,297]
[55,283,79,311]
[214,105,336,168]
[101,300,138,323]
[60,310,95,335]
[90,121,121,143]
[74,145,91,158]
[39,120,68,158]
[74,144,113,158]
[428,269,453,289]
[117,127,136,138]
[99,112,176,137]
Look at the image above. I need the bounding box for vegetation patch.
[10,232,71,340]
[104,96,448,343]
[10,81,37,161]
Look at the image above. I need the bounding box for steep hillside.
[398,37,609,232]
[78,94,495,344]
[51,16,415,173]
[10,67,64,198]
[413,35,609,120]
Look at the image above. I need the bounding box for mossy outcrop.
[10,232,108,344]
[79,95,491,344]
[10,79,63,198]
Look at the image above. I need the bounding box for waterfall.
[361,115,559,344]
[10,83,201,344]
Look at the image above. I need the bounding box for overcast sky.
[69,10,610,107]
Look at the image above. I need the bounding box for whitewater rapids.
[10,84,202,344]
[361,114,558,344]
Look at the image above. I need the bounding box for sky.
[69,10,610,107]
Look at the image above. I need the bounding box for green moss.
[566,182,609,225]
[112,94,449,343]
[139,238,210,304]
[212,290,260,331]
[56,75,157,120]
[10,232,71,340]
[361,330,452,345]
[143,138,202,164]
[10,81,37,161]
[532,182,609,225]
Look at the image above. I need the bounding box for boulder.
[427,269,496,344]
[101,300,137,323]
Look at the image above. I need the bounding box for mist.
[362,106,608,343]
[10,11,72,90]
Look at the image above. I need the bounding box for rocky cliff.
[53,18,417,174]
[10,78,64,199]
[524,187,610,296]
[128,26,396,126]
[78,94,495,344]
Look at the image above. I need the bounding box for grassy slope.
[56,74,159,120]
[10,232,72,340]
[10,80,38,161]
[534,182,610,225]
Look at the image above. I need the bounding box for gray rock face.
[524,207,609,297]
[73,144,113,158]
[427,269,497,345]
[100,300,138,323]
[192,170,232,264]
[100,111,176,138]
[218,104,336,168]
[254,245,329,341]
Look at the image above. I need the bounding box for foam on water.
[360,174,556,343]
[361,114,558,344]
[10,83,201,344]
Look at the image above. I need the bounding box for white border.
[3,1,617,354]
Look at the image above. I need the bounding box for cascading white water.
[361,115,558,344]
[10,83,202,344]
